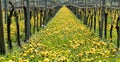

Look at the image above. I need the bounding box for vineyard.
[0,0,120,62]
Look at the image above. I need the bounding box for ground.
[0,6,120,62]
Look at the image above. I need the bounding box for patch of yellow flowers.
[0,6,120,62]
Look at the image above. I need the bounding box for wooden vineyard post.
[46,10,49,24]
[14,0,21,47]
[84,0,87,25]
[7,1,15,49]
[116,0,120,49]
[24,0,31,42]
[119,0,120,49]
[99,0,105,39]
[14,10,21,47]
[26,0,31,41]
[116,15,120,49]
[40,9,43,28]
[94,6,96,32]
[0,0,6,55]
[43,0,47,27]
[99,1,101,39]
[110,0,113,42]
[4,0,7,23]
[33,0,36,33]
[35,0,39,31]
[94,0,96,32]
[36,8,39,31]
[39,0,43,28]
[104,11,108,39]
[90,10,93,30]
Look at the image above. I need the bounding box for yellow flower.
[24,50,29,54]
[98,60,102,62]
[34,49,39,53]
[23,59,29,62]
[112,49,117,53]
[0,57,5,60]
[23,46,27,49]
[43,58,50,62]
[12,56,16,60]
[8,60,14,62]
[41,51,49,57]
[22,53,27,57]
[29,48,34,53]
[86,58,94,61]
[66,50,71,53]
[38,60,42,62]
[100,42,107,46]
[105,50,110,55]
[78,52,83,57]
[29,44,32,47]
[50,54,56,59]
[58,56,68,62]
[30,55,35,58]
[18,58,23,62]
[90,48,95,52]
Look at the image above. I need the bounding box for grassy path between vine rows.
[0,6,120,62]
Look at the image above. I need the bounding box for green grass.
[0,6,120,62]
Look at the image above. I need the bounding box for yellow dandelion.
[112,49,117,53]
[0,57,5,60]
[43,58,50,62]
[23,59,29,62]
[29,44,32,47]
[30,55,35,58]
[38,60,42,62]
[18,58,23,62]
[22,53,27,57]
[34,49,39,53]
[12,56,16,60]
[98,60,102,62]
[8,60,14,62]
[78,52,83,57]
